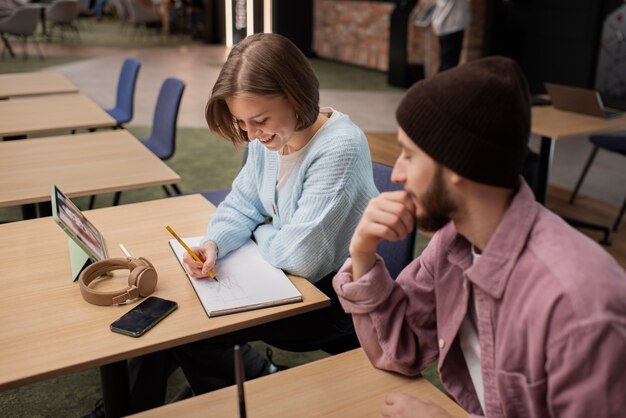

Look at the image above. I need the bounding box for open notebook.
[169,237,302,317]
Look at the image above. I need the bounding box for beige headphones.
[78,257,158,306]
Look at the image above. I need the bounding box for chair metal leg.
[89,195,96,210]
[21,35,28,60]
[613,196,626,232]
[32,36,43,60]
[570,145,599,204]
[162,185,172,196]
[171,184,181,195]
[1,33,15,58]
[113,191,122,206]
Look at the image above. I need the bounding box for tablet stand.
[68,238,94,282]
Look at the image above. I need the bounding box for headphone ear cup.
[132,266,158,297]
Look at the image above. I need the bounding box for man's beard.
[414,165,457,233]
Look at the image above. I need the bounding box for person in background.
[333,56,626,417]
[432,0,471,72]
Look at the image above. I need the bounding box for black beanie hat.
[396,56,531,188]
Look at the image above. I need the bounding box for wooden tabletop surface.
[0,72,78,99]
[0,194,330,390]
[531,106,626,139]
[131,348,468,418]
[365,131,401,167]
[0,130,180,207]
[0,94,115,137]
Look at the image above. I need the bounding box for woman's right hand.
[182,241,218,279]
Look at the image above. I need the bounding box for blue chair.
[201,147,248,206]
[570,133,626,233]
[111,77,185,206]
[106,58,141,128]
[372,162,417,279]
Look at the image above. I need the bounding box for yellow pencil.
[166,225,218,281]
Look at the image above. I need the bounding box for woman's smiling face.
[226,95,299,153]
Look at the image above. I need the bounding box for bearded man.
[333,56,626,418]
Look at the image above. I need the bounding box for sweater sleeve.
[253,128,378,282]
[332,234,442,377]
[202,143,268,257]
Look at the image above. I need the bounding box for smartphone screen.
[110,297,177,337]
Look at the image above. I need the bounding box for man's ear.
[444,167,464,186]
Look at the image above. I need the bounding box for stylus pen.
[165,225,218,281]
[119,243,133,258]
[234,345,247,418]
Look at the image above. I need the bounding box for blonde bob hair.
[206,33,320,145]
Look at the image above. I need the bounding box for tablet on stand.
[51,185,109,281]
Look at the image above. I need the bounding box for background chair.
[46,0,80,42]
[105,58,141,128]
[570,133,626,233]
[110,0,129,29]
[200,147,249,206]
[113,77,186,206]
[124,0,161,39]
[0,6,42,59]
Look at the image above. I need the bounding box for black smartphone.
[110,297,177,337]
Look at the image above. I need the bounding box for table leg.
[22,204,37,220]
[37,202,52,217]
[534,136,555,204]
[535,136,612,245]
[100,361,131,418]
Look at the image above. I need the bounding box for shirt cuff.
[332,255,395,314]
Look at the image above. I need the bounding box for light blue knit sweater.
[202,110,378,283]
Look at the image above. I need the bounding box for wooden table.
[366,131,401,167]
[0,94,115,137]
[131,348,468,418]
[531,106,626,204]
[0,194,330,416]
[0,130,180,208]
[0,72,78,99]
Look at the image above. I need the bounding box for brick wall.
[408,0,485,77]
[314,0,485,77]
[313,0,395,71]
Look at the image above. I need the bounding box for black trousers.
[128,271,354,410]
[438,30,465,73]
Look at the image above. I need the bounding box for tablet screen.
[51,185,108,261]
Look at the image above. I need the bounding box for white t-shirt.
[431,0,471,36]
[458,246,485,412]
[276,107,337,198]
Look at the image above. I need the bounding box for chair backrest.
[125,0,160,23]
[47,0,80,23]
[145,77,185,160]
[372,162,417,278]
[113,58,141,124]
[0,6,40,35]
[110,0,129,19]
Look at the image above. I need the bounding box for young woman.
[129,32,378,409]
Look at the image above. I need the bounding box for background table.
[531,106,626,204]
[0,94,115,137]
[0,194,330,416]
[0,72,78,99]
[0,130,180,208]
[366,131,402,167]
[131,348,468,418]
